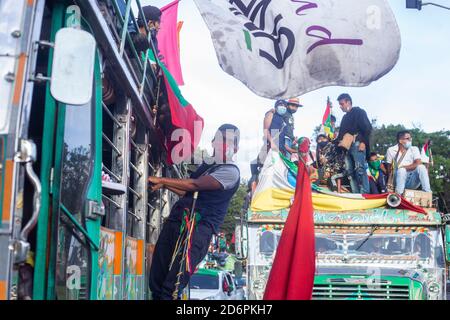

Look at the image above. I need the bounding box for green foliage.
[371,123,450,212]
[220,182,248,238]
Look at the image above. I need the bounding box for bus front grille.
[313,282,410,300]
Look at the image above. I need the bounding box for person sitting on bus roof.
[147,124,241,300]
[315,134,347,193]
[367,152,387,194]
[385,130,432,195]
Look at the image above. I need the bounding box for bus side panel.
[98,227,124,300]
[124,236,144,300]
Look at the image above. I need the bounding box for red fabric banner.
[363,193,427,215]
[158,0,184,85]
[263,160,316,300]
[163,73,203,165]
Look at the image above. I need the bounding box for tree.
[220,182,248,244]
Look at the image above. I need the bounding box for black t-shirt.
[336,106,372,155]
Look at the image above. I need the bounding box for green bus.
[0,0,185,300]
[236,206,450,300]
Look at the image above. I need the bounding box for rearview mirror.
[50,28,96,105]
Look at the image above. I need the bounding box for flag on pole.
[263,152,316,300]
[322,97,335,139]
[162,63,203,165]
[177,21,184,52]
[158,0,184,86]
[194,0,401,99]
[146,50,204,165]
[421,139,433,166]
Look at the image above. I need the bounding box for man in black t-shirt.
[148,124,241,300]
[336,93,372,194]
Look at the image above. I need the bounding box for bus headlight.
[428,282,440,295]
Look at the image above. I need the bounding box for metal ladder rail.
[95,0,157,104]
[109,0,157,101]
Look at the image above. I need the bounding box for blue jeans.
[369,171,387,194]
[395,164,432,195]
[345,142,370,194]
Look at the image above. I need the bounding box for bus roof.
[248,208,442,226]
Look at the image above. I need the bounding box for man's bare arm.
[284,145,298,154]
[401,159,422,172]
[165,185,187,197]
[149,175,222,193]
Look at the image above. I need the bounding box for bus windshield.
[315,230,437,259]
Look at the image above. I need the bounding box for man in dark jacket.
[336,93,372,194]
[148,124,241,300]
[138,5,162,54]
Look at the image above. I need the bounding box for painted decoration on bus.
[98,228,122,300]
[125,237,144,300]
[146,244,155,298]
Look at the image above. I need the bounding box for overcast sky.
[144,0,450,180]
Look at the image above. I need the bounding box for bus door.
[33,4,103,300]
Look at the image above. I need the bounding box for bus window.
[55,91,95,300]
[260,231,276,255]
[414,233,431,259]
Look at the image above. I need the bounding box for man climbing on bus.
[147,124,241,300]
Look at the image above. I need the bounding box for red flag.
[322,97,331,125]
[158,0,184,85]
[161,66,203,165]
[263,159,316,300]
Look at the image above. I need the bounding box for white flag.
[194,0,401,99]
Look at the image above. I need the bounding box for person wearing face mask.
[367,153,387,194]
[265,100,289,151]
[250,100,289,194]
[253,100,288,167]
[279,98,302,160]
[335,93,372,194]
[147,124,241,300]
[385,130,431,195]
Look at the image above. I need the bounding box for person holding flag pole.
[321,97,336,140]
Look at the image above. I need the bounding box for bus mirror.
[50,28,96,106]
